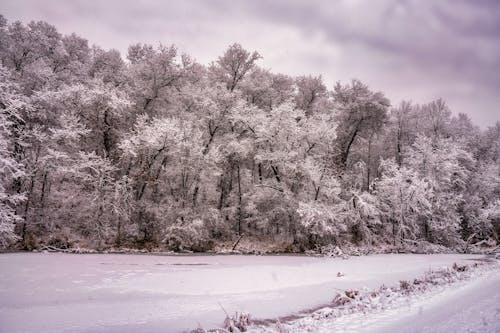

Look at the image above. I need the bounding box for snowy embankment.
[245,259,500,333]
[0,253,495,333]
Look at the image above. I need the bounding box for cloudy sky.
[2,0,499,127]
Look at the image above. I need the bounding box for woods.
[1,16,499,252]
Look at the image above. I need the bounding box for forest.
[0,15,499,253]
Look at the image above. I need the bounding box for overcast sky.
[2,0,499,127]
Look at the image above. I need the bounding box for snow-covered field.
[0,253,494,333]
[356,271,500,333]
[250,257,500,333]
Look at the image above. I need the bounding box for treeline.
[0,15,499,252]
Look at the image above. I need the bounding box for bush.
[163,219,214,252]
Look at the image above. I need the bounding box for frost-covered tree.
[0,66,26,247]
[0,122,24,247]
[120,115,209,244]
[294,75,328,117]
[404,135,474,245]
[414,99,452,139]
[387,101,417,166]
[89,47,125,86]
[36,81,130,157]
[127,44,185,116]
[333,80,390,171]
[0,14,498,252]
[210,43,261,92]
[375,159,431,245]
[240,68,294,110]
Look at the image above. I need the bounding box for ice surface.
[0,253,488,333]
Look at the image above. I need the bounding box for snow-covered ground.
[359,271,500,333]
[251,258,500,333]
[0,253,493,333]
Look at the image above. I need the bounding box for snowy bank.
[211,258,499,333]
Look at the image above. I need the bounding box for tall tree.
[209,43,261,92]
[333,79,390,171]
[0,66,26,247]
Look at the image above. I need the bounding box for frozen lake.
[0,253,488,333]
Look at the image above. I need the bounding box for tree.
[375,159,431,245]
[333,79,390,170]
[210,43,261,92]
[1,15,498,252]
[89,47,124,86]
[404,135,474,245]
[0,66,26,247]
[478,122,500,163]
[68,152,119,244]
[413,99,452,139]
[127,44,184,116]
[36,80,131,158]
[120,114,206,244]
[387,101,416,166]
[294,75,328,117]
[239,68,295,111]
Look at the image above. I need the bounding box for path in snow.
[0,253,488,333]
[369,272,500,333]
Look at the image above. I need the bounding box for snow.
[365,272,500,333]
[267,260,500,333]
[0,253,490,333]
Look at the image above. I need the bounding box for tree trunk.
[22,171,37,244]
[237,162,243,235]
[103,108,111,158]
[218,177,225,210]
[314,186,321,201]
[339,119,362,169]
[271,165,281,183]
[39,172,49,225]
[366,132,374,191]
[396,126,402,167]
[116,216,122,247]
